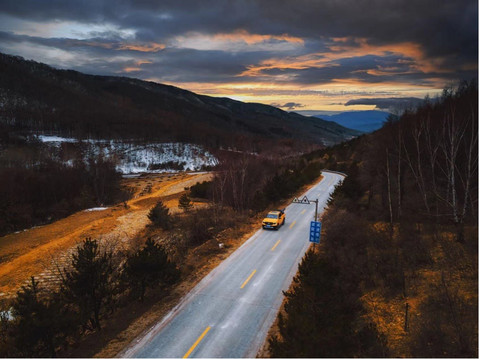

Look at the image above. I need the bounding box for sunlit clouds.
[0,0,476,112]
[171,30,304,52]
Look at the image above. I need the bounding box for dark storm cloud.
[257,54,432,85]
[0,0,476,87]
[1,0,476,62]
[270,102,305,110]
[254,0,478,64]
[0,0,261,40]
[138,48,262,83]
[0,30,275,82]
[345,97,424,110]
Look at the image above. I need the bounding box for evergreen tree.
[123,238,180,301]
[61,238,114,331]
[12,277,75,357]
[178,193,193,212]
[148,200,172,229]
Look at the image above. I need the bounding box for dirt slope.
[0,172,212,299]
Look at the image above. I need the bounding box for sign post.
[292,196,321,247]
[292,196,319,221]
[309,221,321,245]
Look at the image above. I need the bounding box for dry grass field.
[0,172,213,299]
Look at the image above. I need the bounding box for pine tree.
[123,238,179,301]
[12,277,75,357]
[148,200,172,229]
[61,238,114,331]
[178,193,193,212]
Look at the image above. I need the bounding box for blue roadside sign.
[309,221,321,243]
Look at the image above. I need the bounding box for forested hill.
[0,53,360,151]
[269,82,478,358]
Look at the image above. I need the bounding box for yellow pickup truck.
[262,209,286,230]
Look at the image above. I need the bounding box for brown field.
[0,172,213,299]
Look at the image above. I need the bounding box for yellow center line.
[271,240,281,251]
[183,326,211,358]
[289,220,296,229]
[240,269,257,289]
[300,209,306,215]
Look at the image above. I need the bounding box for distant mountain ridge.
[313,110,391,132]
[0,53,360,151]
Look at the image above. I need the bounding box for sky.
[0,0,477,113]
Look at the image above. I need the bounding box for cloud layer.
[0,0,477,111]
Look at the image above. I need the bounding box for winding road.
[122,171,344,358]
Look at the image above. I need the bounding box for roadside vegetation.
[268,82,478,357]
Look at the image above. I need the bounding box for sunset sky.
[0,0,477,114]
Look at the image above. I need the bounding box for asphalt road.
[123,171,344,358]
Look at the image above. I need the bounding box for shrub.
[178,193,193,212]
[189,181,212,199]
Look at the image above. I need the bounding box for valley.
[0,26,476,358]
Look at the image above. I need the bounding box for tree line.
[268,82,478,357]
[0,152,130,237]
[209,150,324,213]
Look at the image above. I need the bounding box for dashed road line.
[183,326,211,358]
[271,240,281,251]
[240,269,257,289]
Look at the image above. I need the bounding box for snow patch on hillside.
[34,135,218,174]
[84,207,108,212]
[37,135,77,143]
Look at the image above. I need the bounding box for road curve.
[122,172,344,358]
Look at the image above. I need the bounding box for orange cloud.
[117,42,165,52]
[122,59,152,73]
[239,37,452,81]
[213,29,304,45]
[123,67,141,73]
[65,39,166,53]
[327,37,455,74]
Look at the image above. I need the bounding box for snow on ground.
[37,135,77,143]
[84,207,109,212]
[34,135,218,174]
[0,309,14,320]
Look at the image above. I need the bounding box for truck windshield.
[266,214,278,219]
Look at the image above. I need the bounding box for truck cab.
[262,209,286,230]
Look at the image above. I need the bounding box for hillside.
[268,82,478,358]
[0,53,360,151]
[313,110,391,132]
[35,135,218,174]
